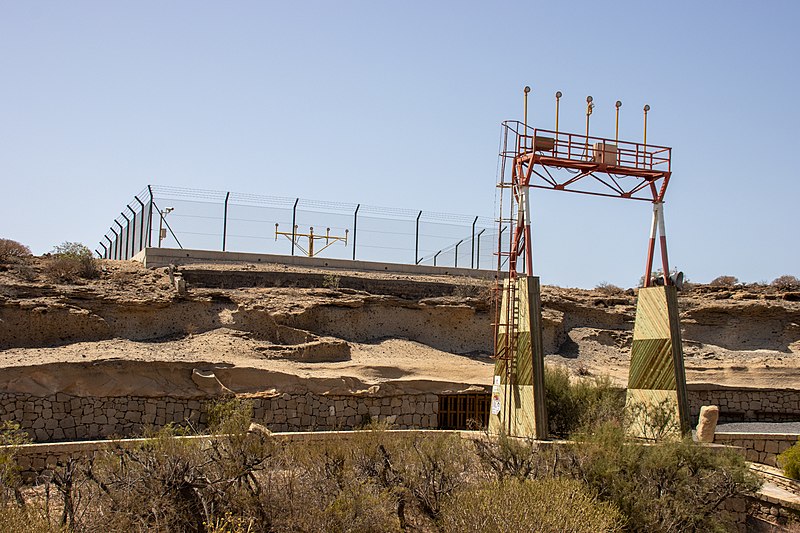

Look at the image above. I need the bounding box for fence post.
[291,198,299,256]
[134,196,146,253]
[110,227,119,260]
[114,220,125,260]
[415,211,422,264]
[476,229,486,269]
[222,191,230,251]
[121,213,132,260]
[455,239,464,267]
[434,250,441,266]
[147,185,154,247]
[352,204,360,260]
[104,235,113,260]
[98,242,107,258]
[127,205,137,258]
[471,216,478,268]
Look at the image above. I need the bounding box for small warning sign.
[491,376,501,415]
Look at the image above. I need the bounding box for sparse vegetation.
[440,478,624,533]
[322,273,341,289]
[778,438,800,480]
[0,397,761,533]
[595,282,624,295]
[0,238,31,262]
[564,423,760,533]
[772,274,800,291]
[710,275,738,287]
[544,364,625,438]
[45,242,100,282]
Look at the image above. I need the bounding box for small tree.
[46,242,100,281]
[772,275,800,291]
[0,239,31,262]
[710,275,738,287]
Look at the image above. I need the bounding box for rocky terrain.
[0,258,798,400]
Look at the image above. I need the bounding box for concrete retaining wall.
[135,247,497,279]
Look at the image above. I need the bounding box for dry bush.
[710,275,738,287]
[440,477,623,533]
[0,238,31,262]
[45,242,99,282]
[471,432,556,482]
[772,275,800,291]
[595,282,624,295]
[563,423,761,533]
[0,421,29,508]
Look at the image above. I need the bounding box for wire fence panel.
[98,185,496,270]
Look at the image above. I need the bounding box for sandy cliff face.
[0,259,798,397]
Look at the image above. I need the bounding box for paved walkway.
[716,422,800,435]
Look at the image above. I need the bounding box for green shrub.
[544,365,625,438]
[440,477,623,533]
[778,438,800,480]
[0,238,31,262]
[46,241,99,281]
[564,423,761,533]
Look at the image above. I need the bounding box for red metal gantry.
[492,104,676,366]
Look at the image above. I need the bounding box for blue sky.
[1,1,798,288]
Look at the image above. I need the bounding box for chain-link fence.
[98,185,507,270]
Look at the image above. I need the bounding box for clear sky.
[1,1,798,288]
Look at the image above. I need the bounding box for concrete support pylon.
[488,275,548,439]
[625,285,690,439]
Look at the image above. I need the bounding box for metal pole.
[127,205,137,258]
[615,100,622,144]
[134,196,145,253]
[415,211,422,264]
[352,204,360,260]
[99,242,107,258]
[104,235,113,260]
[110,226,120,260]
[147,185,154,247]
[476,229,485,269]
[222,191,230,251]
[119,214,131,260]
[291,198,299,256]
[523,86,530,131]
[158,210,165,248]
[555,91,562,135]
[114,220,125,259]
[470,216,478,268]
[656,203,671,285]
[454,239,464,268]
[95,249,102,258]
[434,250,441,267]
[643,203,659,287]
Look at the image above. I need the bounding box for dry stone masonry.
[0,392,439,442]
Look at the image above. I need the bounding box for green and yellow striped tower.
[488,276,548,439]
[626,285,690,438]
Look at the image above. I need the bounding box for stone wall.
[713,432,798,467]
[686,386,800,424]
[0,392,439,443]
